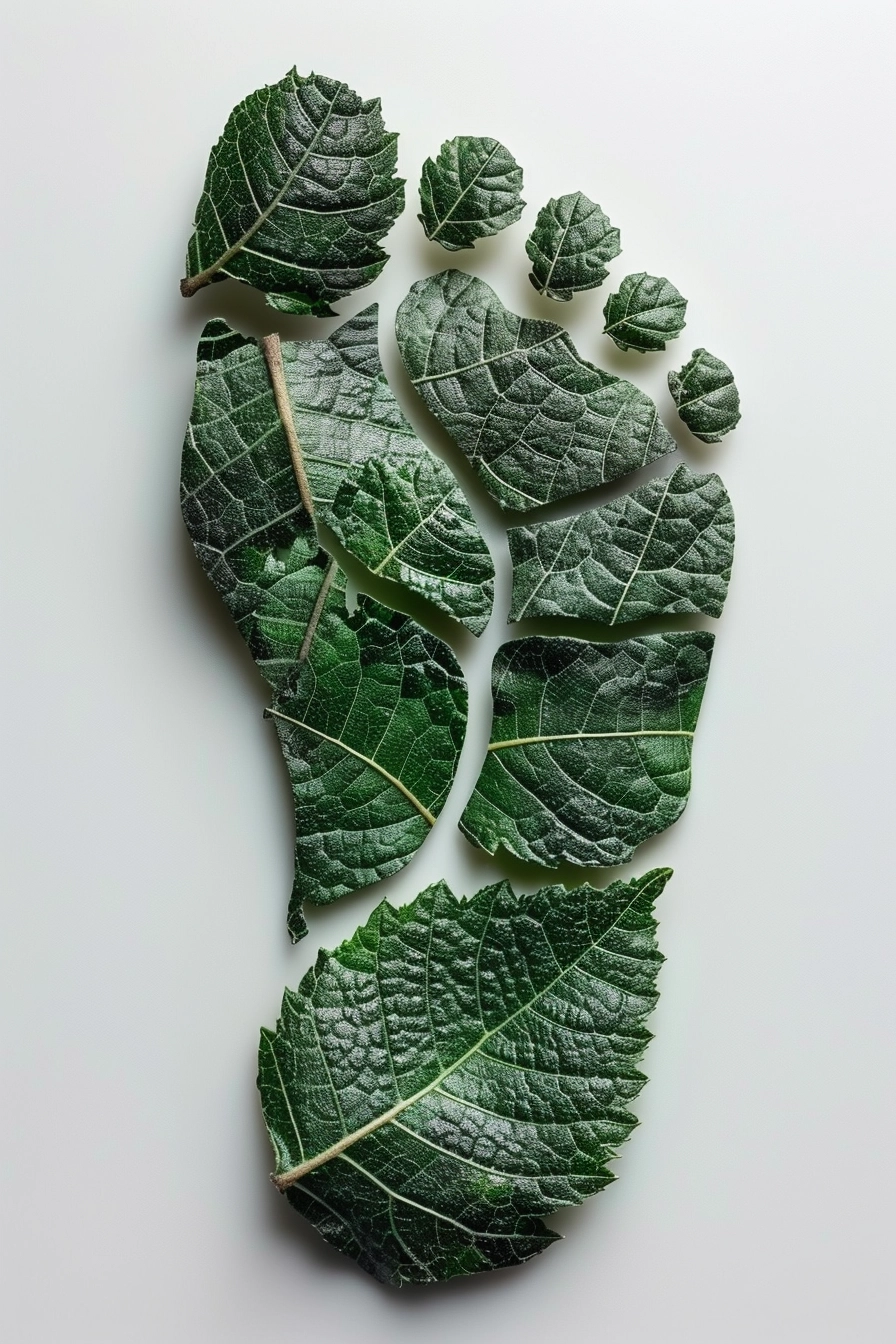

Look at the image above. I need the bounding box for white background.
[2,2,894,1340]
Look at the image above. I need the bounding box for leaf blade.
[396,270,677,510]
[259,869,669,1282]
[418,136,524,251]
[508,464,735,624]
[526,191,621,300]
[668,347,742,442]
[603,272,688,352]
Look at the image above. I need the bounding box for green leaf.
[328,457,495,635]
[418,136,524,251]
[526,191,621,300]
[267,551,467,939]
[180,69,405,316]
[258,867,669,1283]
[603,273,687,352]
[668,348,742,442]
[182,362,469,938]
[396,270,677,511]
[459,633,713,868]
[183,306,492,633]
[508,464,734,625]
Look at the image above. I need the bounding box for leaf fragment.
[396,270,677,510]
[329,456,495,634]
[183,307,492,632]
[418,136,524,250]
[603,273,687,352]
[526,191,621,300]
[258,868,669,1283]
[668,348,742,442]
[459,632,713,868]
[508,464,734,624]
[181,69,405,316]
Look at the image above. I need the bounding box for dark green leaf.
[418,136,524,250]
[329,457,494,634]
[526,191,621,300]
[508,464,734,624]
[396,270,677,511]
[459,633,713,868]
[181,69,405,316]
[267,552,467,939]
[259,868,669,1283]
[183,306,492,632]
[668,348,742,442]
[182,367,468,937]
[603,273,687,352]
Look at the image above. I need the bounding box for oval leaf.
[181,69,405,316]
[603,272,687,352]
[526,191,621,300]
[508,464,735,624]
[259,868,668,1283]
[396,270,677,510]
[459,633,713,868]
[418,135,524,251]
[668,348,742,442]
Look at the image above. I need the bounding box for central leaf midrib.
[272,874,662,1189]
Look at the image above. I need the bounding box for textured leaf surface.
[418,136,524,251]
[668,348,742,442]
[182,404,467,938]
[603,273,687,352]
[459,633,713,868]
[329,457,494,634]
[396,270,676,510]
[508,465,734,624]
[181,69,405,315]
[183,307,492,632]
[526,192,621,300]
[259,868,668,1283]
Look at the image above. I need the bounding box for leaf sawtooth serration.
[181,69,406,316]
[258,868,669,1282]
[396,270,677,510]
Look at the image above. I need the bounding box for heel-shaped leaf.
[183,308,493,634]
[459,633,713,868]
[181,69,405,315]
[508,464,734,624]
[258,868,669,1283]
[396,270,676,510]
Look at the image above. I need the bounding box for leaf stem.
[259,333,315,518]
[298,558,337,662]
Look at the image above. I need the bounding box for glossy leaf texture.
[418,136,524,251]
[603,273,687,353]
[182,379,468,939]
[668,348,742,442]
[259,868,668,1283]
[396,270,676,510]
[508,464,734,624]
[526,192,621,300]
[181,69,405,316]
[459,633,713,868]
[184,306,493,633]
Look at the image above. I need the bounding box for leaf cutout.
[668,348,742,442]
[603,273,687,353]
[259,868,668,1283]
[329,457,495,634]
[182,368,468,938]
[267,552,467,940]
[180,69,405,316]
[418,136,524,251]
[526,191,621,300]
[508,464,734,625]
[396,270,677,511]
[184,307,493,633]
[459,633,713,868]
